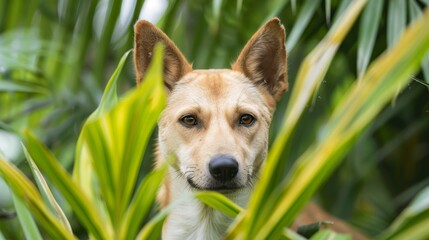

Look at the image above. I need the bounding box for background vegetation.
[1,0,429,239]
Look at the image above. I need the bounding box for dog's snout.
[209,155,239,182]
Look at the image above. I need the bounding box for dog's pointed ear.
[232,18,288,101]
[134,20,192,90]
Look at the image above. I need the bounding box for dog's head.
[134,19,287,192]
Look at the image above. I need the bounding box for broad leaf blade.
[79,43,166,225]
[24,132,112,239]
[22,143,72,233]
[73,50,132,198]
[194,191,243,217]
[120,164,168,240]
[0,156,75,240]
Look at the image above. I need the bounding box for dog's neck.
[162,168,251,240]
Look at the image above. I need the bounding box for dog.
[133,18,366,240]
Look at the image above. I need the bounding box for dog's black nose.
[209,155,239,182]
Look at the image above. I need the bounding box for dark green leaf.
[12,193,43,240]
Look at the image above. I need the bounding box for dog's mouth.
[186,177,243,193]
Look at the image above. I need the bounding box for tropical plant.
[1,0,429,239]
[0,45,167,239]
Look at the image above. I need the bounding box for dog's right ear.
[134,20,192,91]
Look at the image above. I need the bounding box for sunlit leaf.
[119,164,168,240]
[194,191,243,217]
[0,155,75,240]
[22,144,72,233]
[283,228,307,240]
[24,132,111,239]
[251,6,429,240]
[309,229,351,240]
[73,49,131,202]
[226,2,368,239]
[78,43,166,225]
[226,3,429,240]
[94,49,132,117]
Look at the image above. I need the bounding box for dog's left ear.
[232,18,287,101]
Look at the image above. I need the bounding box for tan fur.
[134,18,366,240]
[134,20,192,90]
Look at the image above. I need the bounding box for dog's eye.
[180,115,198,127]
[239,114,255,127]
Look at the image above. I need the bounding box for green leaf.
[0,155,75,240]
[325,0,331,25]
[376,185,429,240]
[332,0,352,23]
[194,191,243,217]
[24,132,111,239]
[286,0,323,52]
[387,0,407,103]
[408,0,429,85]
[357,0,384,79]
[0,80,47,94]
[309,229,351,240]
[72,49,131,208]
[94,49,132,117]
[291,0,296,12]
[283,228,307,240]
[227,3,429,240]
[22,143,72,233]
[12,193,43,240]
[77,43,166,226]
[119,163,168,240]
[387,0,406,49]
[226,1,368,239]
[259,7,429,238]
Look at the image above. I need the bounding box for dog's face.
[134,19,287,192]
[158,69,273,191]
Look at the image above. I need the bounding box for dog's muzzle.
[186,155,243,191]
[208,155,239,182]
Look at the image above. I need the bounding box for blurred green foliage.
[1,0,429,239]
